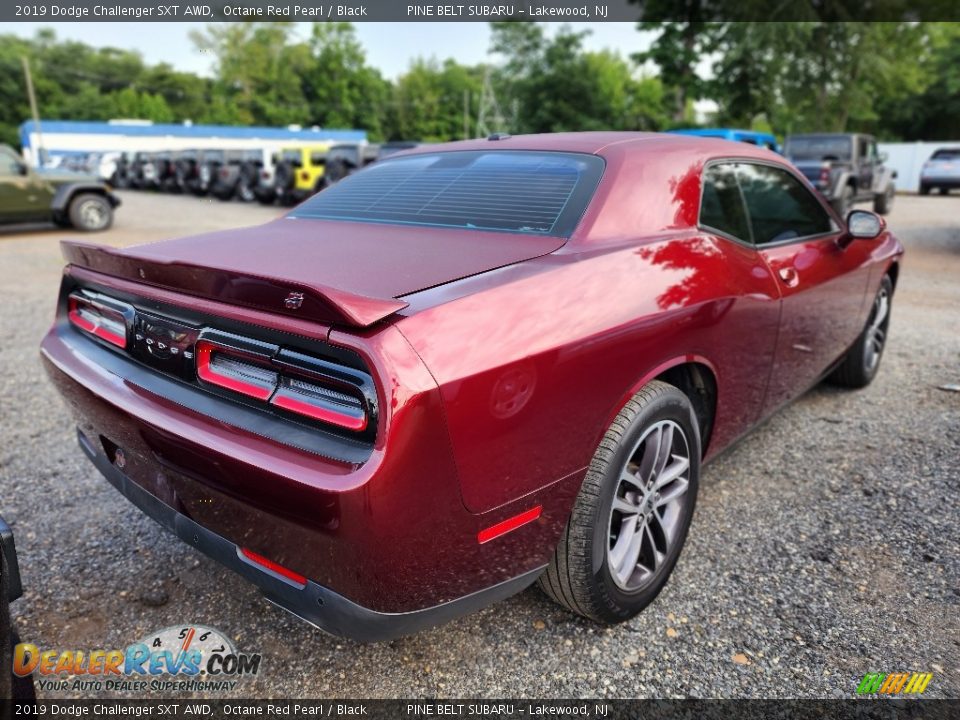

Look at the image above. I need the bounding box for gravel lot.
[0,191,957,699]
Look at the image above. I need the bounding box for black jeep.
[784,133,896,215]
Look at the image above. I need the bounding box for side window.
[858,137,870,160]
[699,163,751,242]
[737,163,834,245]
[310,152,326,166]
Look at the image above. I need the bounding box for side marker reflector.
[477,505,543,544]
[239,547,307,587]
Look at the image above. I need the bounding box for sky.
[9,22,653,79]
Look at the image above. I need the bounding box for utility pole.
[21,56,47,167]
[476,68,508,138]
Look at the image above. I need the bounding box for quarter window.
[736,163,834,245]
[700,163,750,242]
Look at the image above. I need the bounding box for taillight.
[194,332,373,433]
[271,377,367,431]
[68,292,129,348]
[818,166,831,185]
[195,340,277,401]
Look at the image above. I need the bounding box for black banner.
[1,700,958,720]
[4,0,960,22]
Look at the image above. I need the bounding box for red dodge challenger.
[41,133,902,640]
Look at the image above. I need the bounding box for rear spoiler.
[61,239,408,328]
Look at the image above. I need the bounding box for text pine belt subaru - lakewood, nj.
[40,133,902,641]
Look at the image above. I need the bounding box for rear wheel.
[539,380,700,623]
[832,184,855,216]
[828,274,893,389]
[68,193,112,232]
[919,184,931,196]
[938,187,950,196]
[873,185,894,214]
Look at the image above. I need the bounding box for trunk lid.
[62,216,564,328]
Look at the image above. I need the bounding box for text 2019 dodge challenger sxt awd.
[40,133,902,641]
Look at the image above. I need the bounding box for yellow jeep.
[273,144,331,204]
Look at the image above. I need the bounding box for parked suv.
[784,133,896,215]
[919,147,960,195]
[0,145,119,231]
[210,149,271,202]
[273,144,331,204]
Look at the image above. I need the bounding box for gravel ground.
[0,191,957,699]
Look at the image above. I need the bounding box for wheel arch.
[598,355,719,460]
[51,183,112,211]
[886,259,900,294]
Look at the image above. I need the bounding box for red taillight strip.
[68,295,127,348]
[239,548,307,587]
[271,391,367,431]
[477,506,543,545]
[195,341,275,401]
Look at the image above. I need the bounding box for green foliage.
[489,22,669,134]
[0,21,956,151]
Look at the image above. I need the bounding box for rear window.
[786,137,852,161]
[931,149,960,160]
[290,150,605,237]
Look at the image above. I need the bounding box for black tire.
[67,193,113,232]
[919,184,931,196]
[831,184,854,217]
[873,185,894,215]
[538,380,700,623]
[52,212,71,228]
[828,274,893,389]
[938,187,950,196]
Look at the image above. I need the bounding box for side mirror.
[840,210,884,249]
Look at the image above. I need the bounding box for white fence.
[879,141,960,193]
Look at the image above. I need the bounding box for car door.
[735,161,873,414]
[0,149,36,222]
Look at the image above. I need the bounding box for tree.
[386,58,484,141]
[189,22,310,126]
[300,23,390,138]
[489,22,669,134]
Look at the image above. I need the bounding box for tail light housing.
[818,165,831,187]
[67,292,132,349]
[194,330,375,434]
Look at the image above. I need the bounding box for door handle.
[778,267,799,287]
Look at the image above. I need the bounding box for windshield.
[290,150,604,237]
[787,137,852,161]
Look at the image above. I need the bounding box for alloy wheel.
[607,420,692,592]
[863,285,890,374]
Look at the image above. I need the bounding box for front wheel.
[539,380,700,623]
[828,274,893,389]
[68,193,113,232]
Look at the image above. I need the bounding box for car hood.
[39,170,101,183]
[61,217,565,327]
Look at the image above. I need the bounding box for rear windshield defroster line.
[289,150,605,238]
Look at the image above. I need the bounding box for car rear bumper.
[920,177,960,188]
[40,315,566,635]
[77,430,543,642]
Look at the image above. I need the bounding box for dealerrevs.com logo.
[856,672,934,695]
[13,625,261,694]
